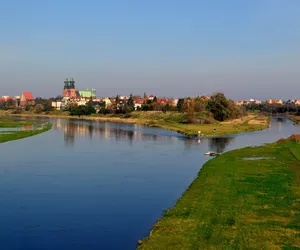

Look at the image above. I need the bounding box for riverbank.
[137,135,300,249]
[291,115,300,124]
[0,110,269,137]
[0,117,52,143]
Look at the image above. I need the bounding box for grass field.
[0,117,52,143]
[0,116,38,128]
[135,112,269,136]
[138,135,300,249]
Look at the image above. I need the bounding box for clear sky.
[0,0,299,100]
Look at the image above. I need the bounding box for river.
[0,117,299,250]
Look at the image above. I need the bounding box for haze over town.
[0,1,299,100]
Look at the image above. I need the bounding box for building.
[62,77,80,99]
[79,89,97,100]
[20,92,34,106]
[266,99,283,105]
[102,97,112,108]
[201,96,211,100]
[134,98,144,110]
[1,96,10,102]
[51,101,62,110]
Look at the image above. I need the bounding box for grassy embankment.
[0,117,52,143]
[291,116,300,124]
[1,110,269,137]
[138,135,300,249]
[130,112,269,137]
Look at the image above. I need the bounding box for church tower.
[62,77,79,98]
[64,77,69,89]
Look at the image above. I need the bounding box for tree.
[100,101,106,108]
[207,93,229,121]
[177,98,185,112]
[207,93,243,121]
[43,100,53,112]
[35,104,44,113]
[25,104,31,111]
[70,105,95,116]
[162,103,172,112]
[194,97,206,112]
[153,96,158,103]
[186,99,195,123]
[127,93,135,111]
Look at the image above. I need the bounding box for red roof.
[134,98,144,104]
[22,92,34,100]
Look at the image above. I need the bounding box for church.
[62,77,80,99]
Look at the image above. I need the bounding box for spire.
[64,77,69,89]
[69,77,75,89]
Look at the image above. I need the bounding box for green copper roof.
[79,89,96,98]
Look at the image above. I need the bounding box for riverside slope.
[137,135,300,249]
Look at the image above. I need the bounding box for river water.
[0,117,299,250]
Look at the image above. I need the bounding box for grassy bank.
[0,110,269,137]
[0,117,52,143]
[138,135,300,249]
[139,113,268,137]
[0,116,39,128]
[291,116,300,124]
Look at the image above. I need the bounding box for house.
[51,101,62,110]
[157,98,173,105]
[1,96,11,102]
[287,99,296,104]
[266,99,283,105]
[247,99,262,105]
[75,99,87,106]
[172,98,179,106]
[134,98,144,110]
[295,100,300,105]
[102,97,112,108]
[148,95,155,101]
[234,101,244,106]
[20,92,35,106]
[201,96,211,100]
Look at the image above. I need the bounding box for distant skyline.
[0,0,299,100]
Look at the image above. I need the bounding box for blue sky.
[0,0,299,100]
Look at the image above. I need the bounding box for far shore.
[0,110,270,137]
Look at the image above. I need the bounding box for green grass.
[128,112,268,137]
[0,117,40,128]
[138,137,300,249]
[0,117,52,143]
[141,120,267,137]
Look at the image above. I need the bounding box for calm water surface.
[0,117,299,250]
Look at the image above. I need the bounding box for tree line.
[1,93,246,122]
[245,103,300,115]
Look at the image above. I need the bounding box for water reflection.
[50,117,299,152]
[52,119,175,147]
[208,137,235,153]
